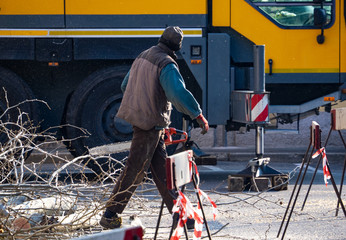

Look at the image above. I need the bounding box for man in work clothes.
[100,26,209,229]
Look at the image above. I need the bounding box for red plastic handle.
[164,127,188,146]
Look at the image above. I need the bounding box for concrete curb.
[200,146,345,163]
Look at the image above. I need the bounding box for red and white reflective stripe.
[251,94,269,122]
[312,147,331,186]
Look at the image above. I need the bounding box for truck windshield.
[249,0,333,28]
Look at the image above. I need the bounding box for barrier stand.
[300,122,333,211]
[154,185,189,240]
[336,133,346,216]
[277,115,346,240]
[154,128,215,240]
[276,127,313,239]
[277,122,318,239]
[299,108,346,216]
[333,109,346,217]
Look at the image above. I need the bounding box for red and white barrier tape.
[196,189,217,220]
[312,147,331,186]
[171,191,203,240]
[170,159,217,240]
[191,160,218,218]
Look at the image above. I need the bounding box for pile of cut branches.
[0,98,135,239]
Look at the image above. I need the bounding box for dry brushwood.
[0,98,132,239]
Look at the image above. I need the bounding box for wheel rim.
[99,93,133,142]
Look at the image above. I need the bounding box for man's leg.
[150,135,176,213]
[101,127,162,228]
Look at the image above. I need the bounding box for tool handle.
[164,127,188,146]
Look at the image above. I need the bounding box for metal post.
[253,45,265,159]
[255,126,264,158]
[253,45,265,92]
[182,118,188,132]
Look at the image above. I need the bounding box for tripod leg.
[281,148,315,240]
[338,130,346,148]
[183,224,189,239]
[192,175,212,240]
[301,155,322,211]
[154,200,165,240]
[327,163,346,217]
[277,143,311,238]
[336,154,346,216]
[336,130,346,216]
[169,215,189,240]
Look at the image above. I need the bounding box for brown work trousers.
[106,126,175,214]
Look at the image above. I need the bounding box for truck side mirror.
[314,8,327,44]
[314,8,327,26]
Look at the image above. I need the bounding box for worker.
[100,26,209,229]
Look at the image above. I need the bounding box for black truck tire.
[0,66,39,179]
[0,66,39,142]
[63,66,131,174]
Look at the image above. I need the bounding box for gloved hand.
[196,114,209,135]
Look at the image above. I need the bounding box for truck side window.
[248,0,333,28]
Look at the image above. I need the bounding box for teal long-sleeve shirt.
[121,63,202,120]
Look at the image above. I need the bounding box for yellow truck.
[0,0,344,172]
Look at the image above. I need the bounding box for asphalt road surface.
[129,151,346,240]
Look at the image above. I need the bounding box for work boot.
[172,213,195,230]
[99,213,122,229]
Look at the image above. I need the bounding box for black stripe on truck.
[0,14,207,28]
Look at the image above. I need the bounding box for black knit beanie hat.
[159,26,184,51]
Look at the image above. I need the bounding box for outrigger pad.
[228,174,289,192]
[194,155,217,165]
[228,158,289,192]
